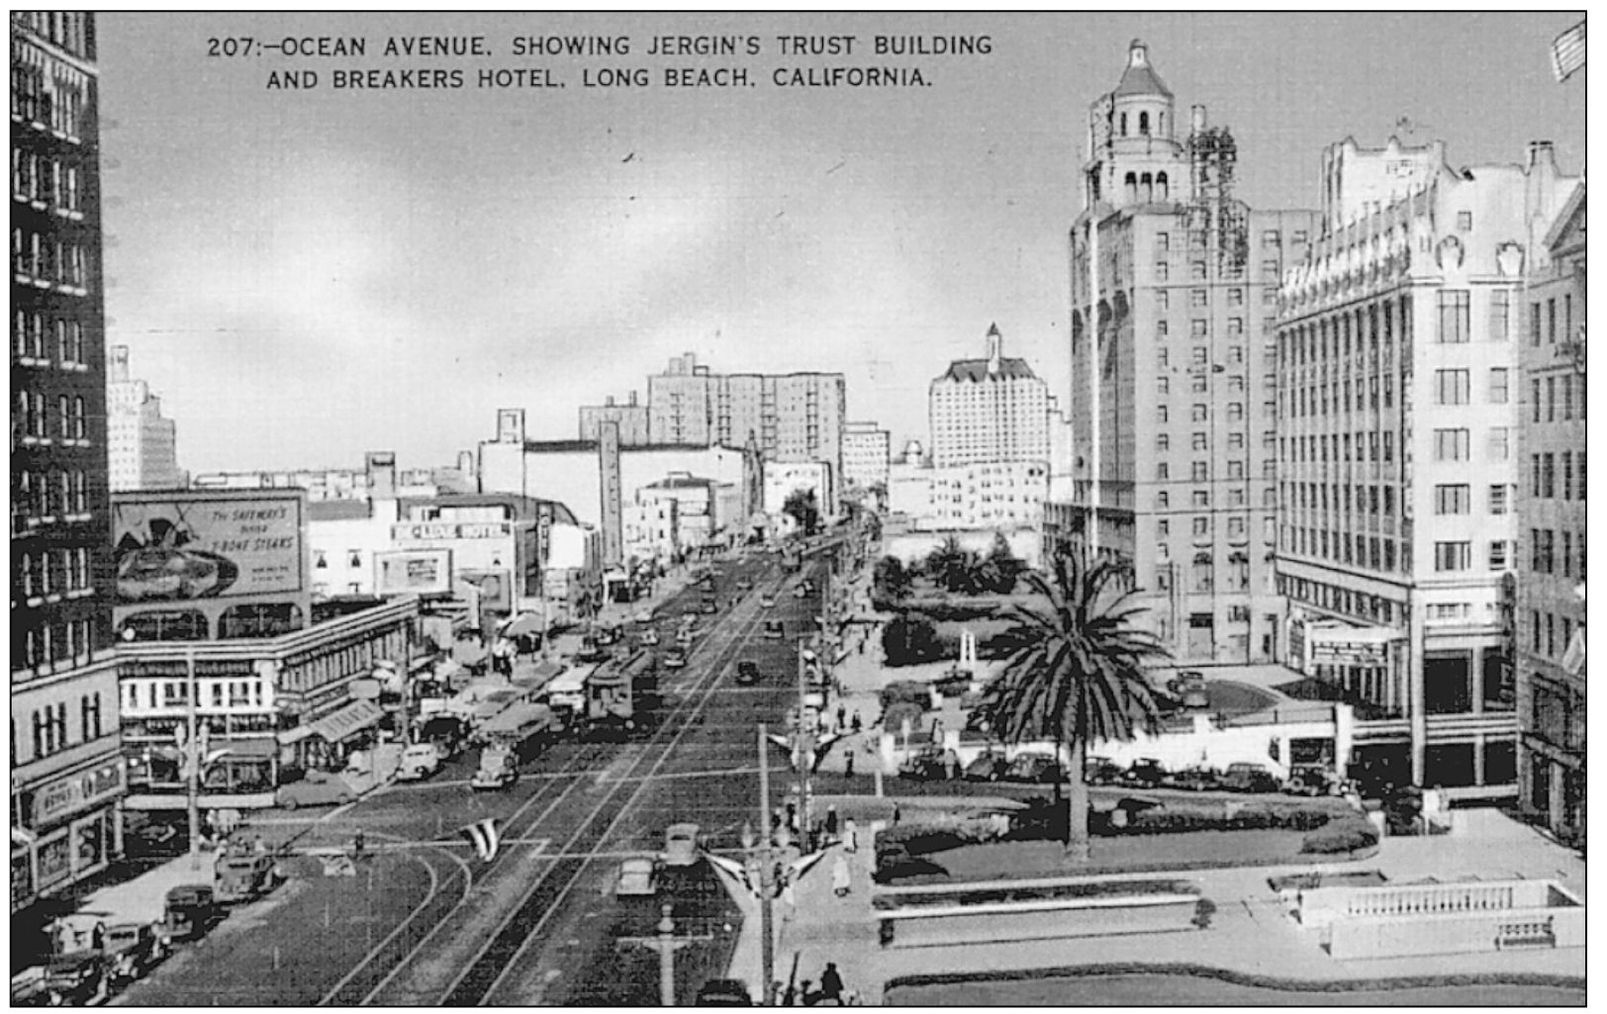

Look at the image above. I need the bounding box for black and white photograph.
[9,10,1587,1006]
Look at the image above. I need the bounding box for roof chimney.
[605,394,616,407]
[1191,104,1207,133]
[628,390,639,407]
[1527,140,1556,170]
[985,323,1002,375]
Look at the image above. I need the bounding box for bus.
[585,650,661,737]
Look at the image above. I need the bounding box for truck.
[585,650,660,737]
[470,743,519,791]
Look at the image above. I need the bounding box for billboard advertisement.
[458,569,512,612]
[112,492,304,603]
[375,549,453,596]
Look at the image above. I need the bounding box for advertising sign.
[391,521,511,541]
[376,549,453,595]
[112,493,304,602]
[33,762,124,825]
[459,569,512,612]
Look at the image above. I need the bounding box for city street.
[115,549,845,1006]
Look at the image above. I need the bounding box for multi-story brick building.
[929,324,1050,467]
[10,10,124,914]
[1058,40,1315,664]
[1515,180,1585,839]
[1276,136,1577,788]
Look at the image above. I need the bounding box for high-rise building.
[1059,40,1315,664]
[107,344,186,490]
[578,390,649,446]
[644,352,846,503]
[841,421,891,493]
[1276,137,1577,788]
[929,324,1050,467]
[1514,180,1585,840]
[10,10,124,914]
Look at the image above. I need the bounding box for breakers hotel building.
[1275,137,1577,788]
[10,11,124,912]
[1060,40,1316,664]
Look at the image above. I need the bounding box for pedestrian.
[819,962,844,1004]
[353,829,366,858]
[844,750,854,779]
[832,854,852,897]
[252,834,267,855]
[944,748,960,781]
[850,710,862,734]
[844,817,858,854]
[836,703,847,729]
[825,806,839,840]
[892,803,901,825]
[786,800,798,832]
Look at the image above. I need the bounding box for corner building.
[1276,137,1577,789]
[1060,40,1315,664]
[10,11,123,914]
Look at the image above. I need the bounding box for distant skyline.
[97,12,1585,473]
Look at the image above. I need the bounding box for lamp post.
[185,647,201,869]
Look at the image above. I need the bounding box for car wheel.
[282,796,298,811]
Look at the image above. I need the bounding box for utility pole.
[619,902,706,1006]
[185,647,201,869]
[795,638,812,851]
[756,723,776,1007]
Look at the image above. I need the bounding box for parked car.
[898,748,950,781]
[1283,765,1337,797]
[695,978,754,1006]
[101,923,167,989]
[637,628,661,647]
[1221,762,1281,793]
[763,620,785,640]
[275,770,355,810]
[1166,767,1221,792]
[38,953,106,1007]
[160,884,221,945]
[214,852,281,903]
[933,668,973,697]
[633,608,656,624]
[962,751,1010,782]
[1180,685,1210,710]
[1167,669,1207,696]
[735,578,754,591]
[759,594,776,609]
[614,857,658,897]
[663,647,689,670]
[395,742,444,782]
[575,638,611,664]
[1084,756,1126,786]
[700,599,719,614]
[1123,758,1168,788]
[661,823,701,867]
[735,660,761,686]
[1004,753,1064,784]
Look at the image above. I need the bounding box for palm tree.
[977,549,1167,860]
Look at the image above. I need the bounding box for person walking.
[819,962,845,1004]
[844,750,855,779]
[850,710,862,734]
[844,817,858,854]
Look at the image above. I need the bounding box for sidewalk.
[733,805,1586,1004]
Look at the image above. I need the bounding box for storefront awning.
[279,699,384,746]
[211,738,279,759]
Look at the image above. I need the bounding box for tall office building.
[10,11,124,913]
[645,352,846,507]
[1276,137,1576,788]
[106,344,186,490]
[929,324,1050,467]
[1514,180,1585,838]
[841,420,891,493]
[1060,40,1315,664]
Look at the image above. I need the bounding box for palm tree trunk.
[1063,737,1090,862]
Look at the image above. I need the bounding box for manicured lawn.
[878,828,1341,886]
[888,970,1586,1006]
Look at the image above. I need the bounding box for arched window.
[1139,111,1151,135]
[1120,113,1128,136]
[1157,113,1165,136]
[1124,172,1137,203]
[1140,173,1153,203]
[1156,172,1169,201]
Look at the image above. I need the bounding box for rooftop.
[1112,39,1171,98]
[936,358,1040,383]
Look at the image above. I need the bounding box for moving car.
[735,660,761,686]
[614,857,658,898]
[695,979,754,1006]
[700,598,719,614]
[275,770,355,810]
[37,953,107,1007]
[101,923,167,988]
[160,884,220,944]
[1220,762,1281,793]
[763,620,785,640]
[759,594,776,608]
[395,742,444,782]
[661,823,701,867]
[470,743,519,791]
[735,578,754,591]
[663,646,689,669]
[637,627,660,647]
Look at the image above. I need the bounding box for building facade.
[1277,137,1577,788]
[1060,40,1313,665]
[841,420,890,494]
[887,459,1047,532]
[929,324,1050,467]
[578,390,650,446]
[106,344,185,491]
[11,10,124,912]
[1514,181,1585,839]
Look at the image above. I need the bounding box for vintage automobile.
[38,952,108,1007]
[1003,753,1064,784]
[1084,756,1126,786]
[1166,767,1222,792]
[614,857,659,898]
[735,578,754,591]
[160,884,221,944]
[637,627,661,647]
[395,742,445,782]
[213,852,281,903]
[758,594,777,609]
[1221,762,1281,793]
[898,747,950,781]
[1283,764,1338,797]
[662,647,689,670]
[763,620,785,640]
[735,660,761,686]
[661,823,701,867]
[962,751,1010,782]
[275,770,356,810]
[1122,758,1168,788]
[101,923,167,989]
[695,978,754,1006]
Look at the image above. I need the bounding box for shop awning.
[502,613,546,638]
[279,699,385,745]
[211,738,279,759]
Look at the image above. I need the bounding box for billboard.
[375,549,453,596]
[458,569,512,612]
[112,492,304,603]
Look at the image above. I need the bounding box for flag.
[1552,19,1586,83]
[460,818,501,863]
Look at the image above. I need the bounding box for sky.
[95,12,1586,474]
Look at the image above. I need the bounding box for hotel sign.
[392,522,511,541]
[33,763,124,825]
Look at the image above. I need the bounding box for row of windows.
[1530,374,1585,422]
[13,468,90,526]
[122,679,270,712]
[11,12,95,60]
[1156,402,1273,424]
[11,147,82,213]
[12,309,87,365]
[1156,514,1275,541]
[9,62,91,138]
[1530,451,1587,501]
[1528,528,1587,579]
[13,618,97,673]
[1281,293,1410,367]
[18,694,105,764]
[14,390,88,441]
[1282,429,1401,465]
[1433,483,1515,516]
[16,547,92,598]
[1285,481,1400,517]
[1154,486,1276,510]
[1279,575,1400,627]
[1286,372,1396,418]
[1528,609,1585,663]
[1285,526,1406,574]
[1153,558,1257,593]
[1530,294,1578,347]
[1155,460,1272,482]
[1158,430,1273,453]
[1156,229,1307,252]
[11,227,89,287]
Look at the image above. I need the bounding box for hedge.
[1299,815,1380,854]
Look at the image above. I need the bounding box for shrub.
[879,679,931,710]
[881,701,926,736]
[1300,816,1379,855]
[881,615,944,666]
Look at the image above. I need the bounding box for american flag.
[1551,19,1586,83]
[460,818,502,863]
